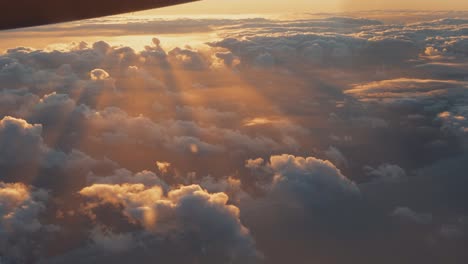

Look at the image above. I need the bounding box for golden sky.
[144,0,468,14]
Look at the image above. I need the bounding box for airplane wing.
[1,0,199,30]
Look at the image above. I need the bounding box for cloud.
[243,154,361,218]
[77,183,260,263]
[155,161,171,173]
[168,47,211,70]
[0,115,118,193]
[0,182,47,232]
[0,116,45,166]
[89,69,110,81]
[198,176,247,204]
[324,146,349,168]
[239,154,366,263]
[438,224,465,240]
[0,11,467,263]
[364,164,407,183]
[80,106,292,156]
[261,154,359,204]
[438,109,468,136]
[87,169,168,190]
[245,158,265,170]
[391,206,432,224]
[0,182,56,263]
[346,79,468,104]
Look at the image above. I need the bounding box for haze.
[145,0,468,14]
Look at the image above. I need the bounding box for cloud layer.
[0,10,467,263]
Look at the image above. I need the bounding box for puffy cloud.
[0,182,47,233]
[78,184,260,263]
[198,176,247,204]
[0,116,45,166]
[28,92,77,125]
[264,154,359,203]
[239,154,365,263]
[243,154,360,221]
[0,182,56,263]
[0,89,39,118]
[0,115,118,192]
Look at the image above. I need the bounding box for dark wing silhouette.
[1,0,198,30]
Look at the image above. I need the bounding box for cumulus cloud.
[260,154,359,204]
[198,176,247,204]
[0,182,47,233]
[238,154,368,263]
[0,115,118,193]
[243,154,361,220]
[0,116,45,166]
[78,183,260,263]
[0,182,56,263]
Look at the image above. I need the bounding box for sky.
[1,2,468,264]
[144,0,468,14]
